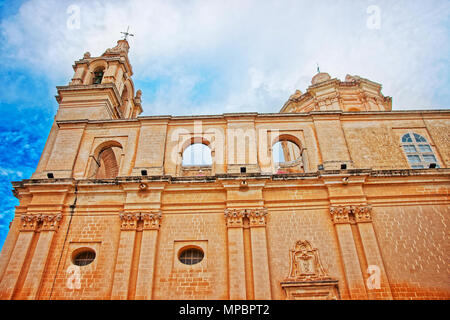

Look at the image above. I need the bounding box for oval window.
[178,247,204,265]
[72,249,96,266]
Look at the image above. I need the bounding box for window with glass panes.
[179,247,204,265]
[401,133,439,169]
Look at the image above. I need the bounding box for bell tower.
[31,39,142,179]
[55,39,142,120]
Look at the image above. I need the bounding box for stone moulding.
[224,208,268,227]
[119,211,162,230]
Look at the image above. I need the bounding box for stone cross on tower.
[121,26,134,41]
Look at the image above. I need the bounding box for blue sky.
[0,0,449,249]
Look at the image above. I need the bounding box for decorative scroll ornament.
[224,208,268,227]
[286,240,332,281]
[329,205,372,224]
[19,213,62,232]
[119,211,162,230]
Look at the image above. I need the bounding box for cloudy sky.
[0,0,449,248]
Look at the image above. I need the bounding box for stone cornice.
[56,83,122,109]
[50,109,450,126]
[12,168,450,190]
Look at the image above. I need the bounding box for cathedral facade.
[0,40,448,300]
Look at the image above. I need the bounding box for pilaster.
[247,208,271,300]
[20,214,62,299]
[111,212,140,299]
[330,206,368,299]
[224,208,271,300]
[330,205,392,299]
[224,209,246,299]
[135,211,162,300]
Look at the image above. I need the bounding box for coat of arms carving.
[281,240,340,300]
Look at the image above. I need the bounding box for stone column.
[330,206,368,299]
[0,214,38,299]
[20,214,62,299]
[111,212,139,300]
[135,211,162,300]
[224,209,247,299]
[354,206,392,299]
[247,208,272,300]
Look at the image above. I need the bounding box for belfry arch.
[87,141,123,179]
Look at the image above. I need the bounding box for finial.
[121,26,134,41]
[316,63,320,74]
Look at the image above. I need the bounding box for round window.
[179,247,204,265]
[72,249,96,266]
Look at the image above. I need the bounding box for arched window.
[401,133,439,169]
[272,138,303,174]
[182,143,212,166]
[93,68,104,84]
[89,144,123,179]
[181,142,212,177]
[120,85,129,116]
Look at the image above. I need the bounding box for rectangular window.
[418,145,432,152]
[423,155,437,162]
[403,145,416,153]
[407,155,421,163]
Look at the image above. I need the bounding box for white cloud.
[1,0,449,115]
[0,167,22,177]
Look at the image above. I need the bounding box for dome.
[311,72,331,85]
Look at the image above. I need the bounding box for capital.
[246,208,268,227]
[224,208,268,227]
[19,214,39,232]
[329,205,372,224]
[354,206,373,223]
[19,213,62,232]
[119,212,141,230]
[224,209,245,228]
[141,211,162,230]
[40,213,62,231]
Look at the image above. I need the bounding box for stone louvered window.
[401,133,439,169]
